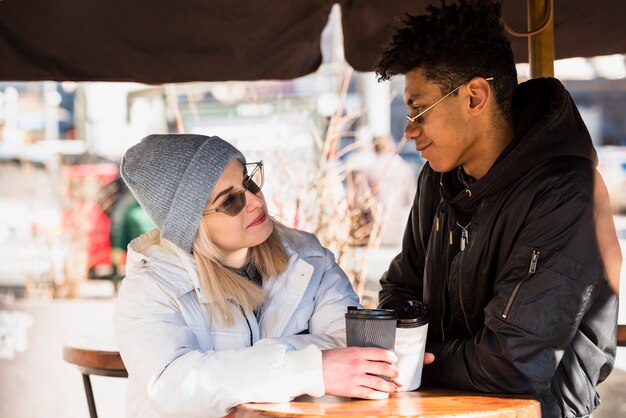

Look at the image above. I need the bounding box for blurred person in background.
[114,134,403,418]
[364,134,417,246]
[375,1,619,417]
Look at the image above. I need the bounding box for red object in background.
[62,164,118,183]
[86,204,112,270]
[62,163,118,275]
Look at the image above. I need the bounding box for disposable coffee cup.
[393,302,430,391]
[345,306,398,381]
[345,306,398,349]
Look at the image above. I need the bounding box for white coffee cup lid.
[397,315,430,328]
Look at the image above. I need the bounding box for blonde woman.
[113,134,399,418]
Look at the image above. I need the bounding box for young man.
[375,1,620,417]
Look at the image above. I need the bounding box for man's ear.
[466,77,492,115]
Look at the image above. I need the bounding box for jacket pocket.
[282,301,314,336]
[209,330,250,350]
[501,249,541,319]
[182,325,213,350]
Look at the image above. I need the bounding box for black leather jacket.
[379,78,618,418]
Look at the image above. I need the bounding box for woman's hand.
[321,347,399,399]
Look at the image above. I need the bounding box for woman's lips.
[248,212,267,228]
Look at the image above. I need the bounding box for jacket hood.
[442,77,597,210]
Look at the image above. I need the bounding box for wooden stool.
[63,344,128,418]
[618,324,626,347]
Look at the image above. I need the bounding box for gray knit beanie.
[120,134,245,252]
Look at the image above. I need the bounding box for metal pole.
[528,0,555,78]
[81,373,99,418]
[44,81,60,141]
[360,72,391,137]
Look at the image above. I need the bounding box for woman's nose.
[245,189,265,210]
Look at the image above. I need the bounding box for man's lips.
[248,212,267,228]
[415,143,430,152]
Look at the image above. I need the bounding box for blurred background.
[1,5,626,418]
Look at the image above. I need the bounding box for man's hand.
[424,352,435,365]
[321,347,399,399]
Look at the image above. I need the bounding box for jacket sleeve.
[422,172,613,394]
[114,273,325,418]
[379,166,436,308]
[256,247,361,350]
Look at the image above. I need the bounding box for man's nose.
[404,121,422,141]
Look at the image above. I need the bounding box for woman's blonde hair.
[191,218,294,326]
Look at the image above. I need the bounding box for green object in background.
[111,193,155,253]
[117,199,156,251]
[110,193,155,290]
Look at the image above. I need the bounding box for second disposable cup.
[393,302,430,391]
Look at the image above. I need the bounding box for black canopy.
[1,0,625,83]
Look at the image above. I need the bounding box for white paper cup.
[394,319,429,391]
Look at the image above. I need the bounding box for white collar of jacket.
[126,228,323,305]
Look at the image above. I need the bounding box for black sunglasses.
[203,161,264,217]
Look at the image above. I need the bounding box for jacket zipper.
[458,200,484,335]
[439,208,447,341]
[459,223,469,251]
[240,305,254,346]
[457,223,473,335]
[501,249,541,319]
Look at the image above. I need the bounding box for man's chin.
[427,160,455,173]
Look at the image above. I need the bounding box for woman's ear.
[466,77,492,115]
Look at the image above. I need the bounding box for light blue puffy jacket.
[114,228,360,418]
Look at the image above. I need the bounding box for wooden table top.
[233,388,540,418]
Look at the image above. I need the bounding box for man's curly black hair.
[375,0,517,120]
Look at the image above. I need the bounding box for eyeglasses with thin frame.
[406,77,494,124]
[203,161,264,217]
